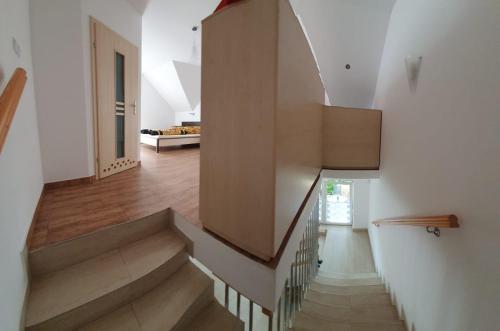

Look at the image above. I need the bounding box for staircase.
[292,275,405,331]
[25,211,243,331]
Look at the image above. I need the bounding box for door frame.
[90,17,100,179]
[320,178,354,226]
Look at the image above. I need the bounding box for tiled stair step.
[315,275,383,286]
[292,312,405,331]
[311,282,387,296]
[180,301,245,331]
[77,262,215,331]
[306,289,393,307]
[302,300,401,324]
[29,210,170,276]
[26,229,188,331]
[318,271,380,280]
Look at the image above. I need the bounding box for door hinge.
[96,157,99,164]
[93,41,96,48]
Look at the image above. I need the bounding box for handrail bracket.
[426,226,441,237]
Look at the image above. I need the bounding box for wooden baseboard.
[44,175,96,190]
[352,228,369,232]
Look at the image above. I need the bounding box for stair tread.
[77,305,141,331]
[302,300,401,324]
[318,271,380,280]
[311,282,387,296]
[293,312,405,331]
[180,301,244,331]
[315,276,383,286]
[306,289,393,307]
[132,262,213,330]
[26,229,186,327]
[78,262,214,331]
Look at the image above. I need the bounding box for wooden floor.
[318,225,376,275]
[30,145,201,250]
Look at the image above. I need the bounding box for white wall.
[175,105,201,126]
[369,1,500,330]
[30,0,90,182]
[0,0,44,330]
[141,75,175,129]
[352,179,370,229]
[292,0,395,108]
[30,0,141,183]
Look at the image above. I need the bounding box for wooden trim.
[0,68,27,153]
[90,17,101,180]
[372,215,459,228]
[323,166,380,171]
[203,173,322,268]
[44,175,96,190]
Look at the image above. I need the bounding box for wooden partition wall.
[200,0,324,261]
[323,106,382,170]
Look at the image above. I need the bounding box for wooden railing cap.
[373,214,459,228]
[0,67,28,154]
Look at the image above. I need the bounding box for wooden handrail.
[0,68,27,153]
[373,214,459,227]
[373,214,459,229]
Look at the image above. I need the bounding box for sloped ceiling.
[142,0,219,112]
[174,61,201,110]
[142,0,219,73]
[142,0,395,111]
[145,60,200,112]
[292,0,396,108]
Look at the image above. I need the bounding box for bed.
[140,122,200,153]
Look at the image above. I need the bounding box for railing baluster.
[284,279,289,328]
[225,284,229,309]
[249,300,254,331]
[277,297,281,331]
[237,292,241,318]
[212,200,321,331]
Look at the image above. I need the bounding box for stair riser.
[302,302,401,324]
[171,283,215,331]
[26,286,131,331]
[315,277,383,286]
[306,290,393,307]
[27,251,189,331]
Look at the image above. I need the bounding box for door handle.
[131,101,137,115]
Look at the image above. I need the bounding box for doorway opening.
[319,178,353,225]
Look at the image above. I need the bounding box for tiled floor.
[319,225,376,275]
[30,145,201,250]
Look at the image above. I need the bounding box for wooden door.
[91,19,139,179]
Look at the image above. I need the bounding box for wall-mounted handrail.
[0,67,27,154]
[373,214,459,237]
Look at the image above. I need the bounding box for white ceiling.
[142,0,219,73]
[141,0,396,111]
[141,0,219,113]
[292,0,396,108]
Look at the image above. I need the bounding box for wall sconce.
[405,55,422,93]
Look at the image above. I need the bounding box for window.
[115,52,125,159]
[319,179,353,225]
